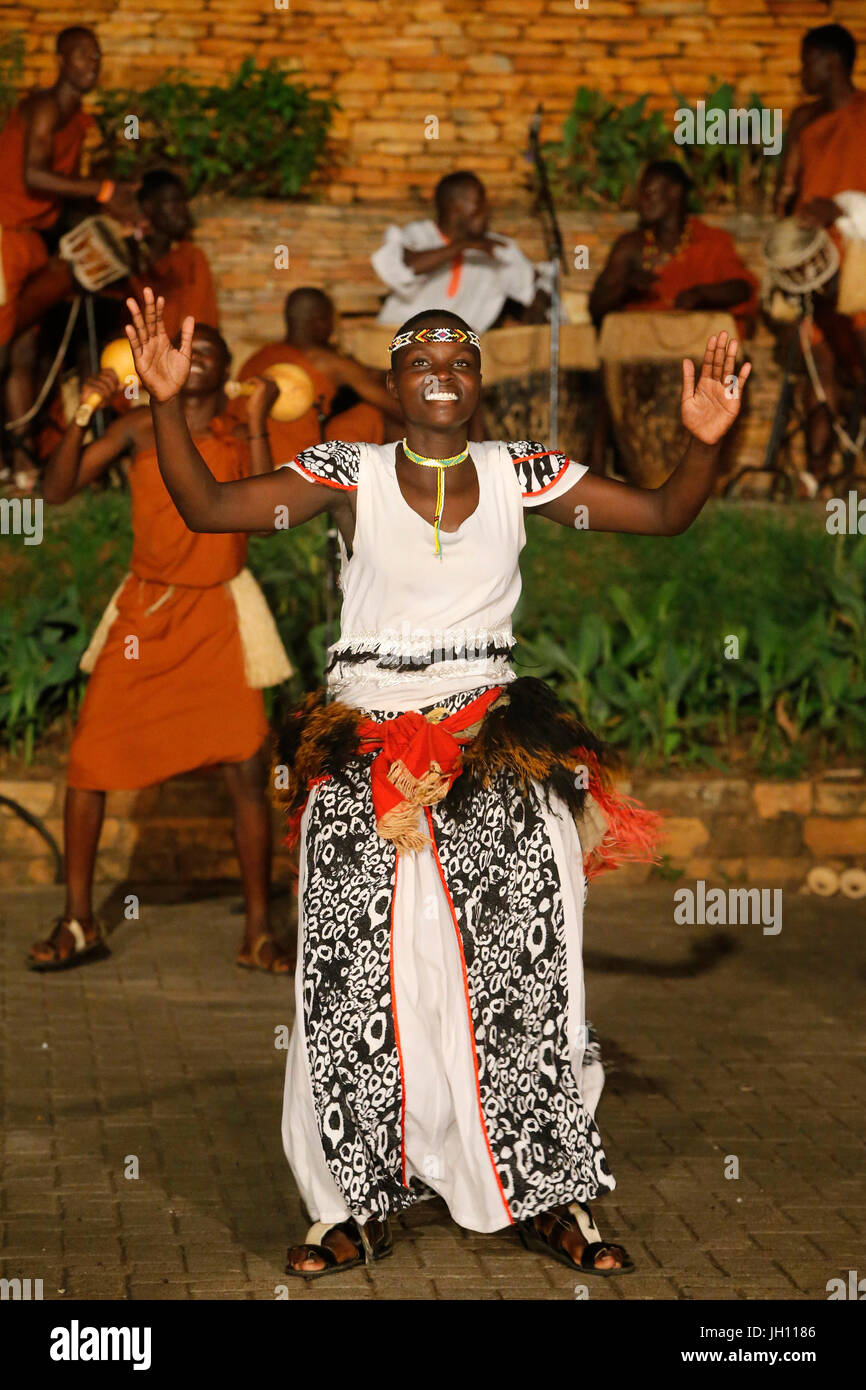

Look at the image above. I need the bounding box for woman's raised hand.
[681,331,752,447]
[124,287,193,402]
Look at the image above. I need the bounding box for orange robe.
[631,217,758,337]
[67,419,268,790]
[0,101,92,345]
[235,341,385,465]
[796,91,866,206]
[796,91,866,333]
[131,240,219,338]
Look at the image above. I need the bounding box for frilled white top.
[280,439,587,711]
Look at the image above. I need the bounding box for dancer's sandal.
[517,1200,635,1277]
[27,916,110,973]
[284,1217,393,1281]
[236,934,294,974]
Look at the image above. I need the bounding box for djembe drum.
[598,310,739,488]
[58,216,133,292]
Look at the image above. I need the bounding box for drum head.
[264,362,316,421]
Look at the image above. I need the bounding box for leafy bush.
[547,81,781,211]
[547,88,671,208]
[2,495,864,773]
[93,58,336,197]
[0,30,24,124]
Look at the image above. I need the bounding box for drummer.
[371,171,550,334]
[129,170,219,340]
[235,287,403,459]
[589,161,758,339]
[774,22,866,478]
[0,26,141,487]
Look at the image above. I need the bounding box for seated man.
[129,169,218,339]
[589,161,757,338]
[236,287,403,460]
[774,22,866,479]
[371,170,549,334]
[0,25,139,485]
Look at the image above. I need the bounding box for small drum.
[598,310,739,489]
[762,218,839,305]
[226,362,317,422]
[58,215,133,292]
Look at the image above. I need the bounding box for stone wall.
[2,769,864,890]
[11,0,866,203]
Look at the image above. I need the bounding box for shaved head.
[56,26,98,56]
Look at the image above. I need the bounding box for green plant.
[0,30,25,124]
[672,81,781,211]
[3,496,865,773]
[545,87,671,208]
[0,588,87,761]
[93,57,336,197]
[546,81,782,211]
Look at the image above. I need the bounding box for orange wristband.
[97,179,115,204]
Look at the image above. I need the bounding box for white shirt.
[281,438,587,711]
[371,218,542,333]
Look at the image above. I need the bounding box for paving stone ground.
[1,878,864,1302]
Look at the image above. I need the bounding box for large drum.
[598,309,739,488]
[478,323,599,457]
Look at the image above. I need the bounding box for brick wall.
[11,0,866,203]
[2,770,864,889]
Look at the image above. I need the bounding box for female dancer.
[125,288,749,1279]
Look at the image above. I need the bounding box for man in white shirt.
[371,171,550,333]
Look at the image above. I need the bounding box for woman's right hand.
[125,287,193,402]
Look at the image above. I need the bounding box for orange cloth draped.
[131,241,219,339]
[0,102,92,345]
[67,418,267,790]
[630,217,758,337]
[234,341,385,464]
[796,91,866,207]
[0,102,93,230]
[797,92,866,336]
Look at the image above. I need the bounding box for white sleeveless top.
[280,439,587,712]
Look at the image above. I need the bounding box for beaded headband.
[389,325,481,355]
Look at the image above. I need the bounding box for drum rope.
[4,295,83,432]
[798,311,866,460]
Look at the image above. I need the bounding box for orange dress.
[797,91,866,334]
[0,101,92,345]
[67,419,268,790]
[235,341,385,465]
[131,240,219,338]
[631,217,758,338]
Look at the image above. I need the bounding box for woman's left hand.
[681,331,751,446]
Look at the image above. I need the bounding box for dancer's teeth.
[423,375,458,402]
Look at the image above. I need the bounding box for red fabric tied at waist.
[356,685,505,852]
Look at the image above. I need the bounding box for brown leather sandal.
[517,1201,635,1277]
[285,1217,392,1281]
[27,916,110,973]
[236,934,294,974]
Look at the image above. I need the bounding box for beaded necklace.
[401,438,469,557]
[641,217,692,270]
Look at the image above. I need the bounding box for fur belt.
[273,676,662,877]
